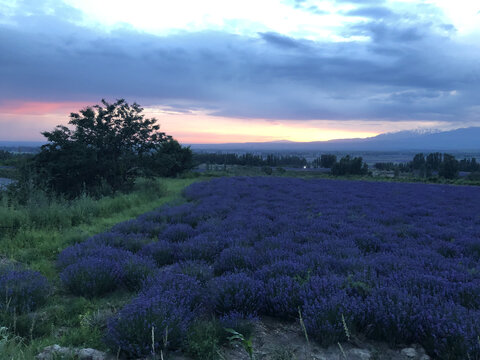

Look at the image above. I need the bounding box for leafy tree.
[459,157,480,172]
[331,155,368,176]
[32,99,192,197]
[411,153,426,170]
[320,154,337,168]
[0,150,12,163]
[426,152,442,171]
[439,153,459,179]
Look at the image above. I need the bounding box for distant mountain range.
[2,127,480,153]
[190,127,480,152]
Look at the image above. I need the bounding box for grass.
[0,176,199,358]
[0,177,196,277]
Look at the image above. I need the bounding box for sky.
[0,0,479,143]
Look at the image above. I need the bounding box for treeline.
[193,152,308,167]
[195,152,370,176]
[0,151,32,167]
[375,152,480,179]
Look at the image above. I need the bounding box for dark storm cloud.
[259,32,305,49]
[1,0,479,124]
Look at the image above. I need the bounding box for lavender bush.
[0,266,51,314]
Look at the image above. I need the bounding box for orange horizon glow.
[0,100,447,143]
[144,108,380,143]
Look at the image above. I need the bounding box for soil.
[168,317,431,360]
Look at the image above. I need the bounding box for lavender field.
[51,178,480,358]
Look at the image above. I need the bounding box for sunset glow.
[1,0,479,142]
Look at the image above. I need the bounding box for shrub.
[122,255,158,292]
[177,235,222,263]
[161,223,196,242]
[301,276,361,346]
[106,291,197,357]
[213,247,259,275]
[57,242,130,270]
[59,245,156,296]
[264,276,302,319]
[0,267,51,314]
[169,261,214,283]
[139,240,178,266]
[60,256,125,297]
[254,260,310,281]
[262,166,273,175]
[141,272,205,301]
[209,273,265,317]
[106,273,205,357]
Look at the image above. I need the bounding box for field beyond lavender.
[52,178,480,358]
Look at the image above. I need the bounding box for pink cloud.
[0,101,88,115]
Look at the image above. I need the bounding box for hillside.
[190,127,480,152]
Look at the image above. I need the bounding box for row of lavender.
[57,177,480,359]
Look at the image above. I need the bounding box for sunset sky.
[1,0,479,143]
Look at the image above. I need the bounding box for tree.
[331,155,368,176]
[411,153,425,170]
[426,152,443,171]
[32,99,192,197]
[439,153,459,179]
[320,154,337,168]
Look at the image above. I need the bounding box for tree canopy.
[33,99,192,197]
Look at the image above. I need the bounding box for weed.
[338,342,348,360]
[186,319,223,360]
[342,314,351,342]
[226,328,254,360]
[298,308,309,346]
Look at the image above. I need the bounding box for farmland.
[2,176,480,359]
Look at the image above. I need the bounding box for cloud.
[334,0,386,4]
[259,32,305,48]
[0,0,479,126]
[343,6,394,19]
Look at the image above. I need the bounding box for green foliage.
[0,150,13,162]
[226,328,255,360]
[186,320,224,360]
[331,155,368,176]
[467,171,480,181]
[312,154,337,168]
[0,327,31,360]
[0,177,168,243]
[58,325,105,350]
[439,154,459,179]
[29,99,192,197]
[143,138,194,177]
[262,166,273,175]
